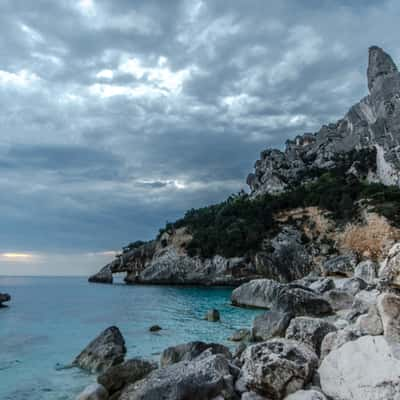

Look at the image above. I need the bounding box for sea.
[0,276,262,399]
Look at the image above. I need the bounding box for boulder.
[320,329,359,359]
[341,277,367,295]
[309,278,334,294]
[377,293,400,341]
[379,242,400,288]
[205,309,220,322]
[321,254,357,277]
[319,335,400,400]
[160,341,232,368]
[274,287,333,317]
[97,359,157,396]
[0,293,11,307]
[354,260,378,284]
[73,326,126,373]
[251,311,292,342]
[352,289,380,314]
[229,329,251,342]
[231,279,282,309]
[236,339,318,399]
[323,289,354,311]
[355,305,383,336]
[119,354,237,400]
[285,317,337,356]
[76,384,108,400]
[284,390,327,400]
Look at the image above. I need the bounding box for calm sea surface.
[0,276,262,399]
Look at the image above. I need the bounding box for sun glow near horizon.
[0,252,36,262]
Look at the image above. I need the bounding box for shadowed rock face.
[248,46,400,195]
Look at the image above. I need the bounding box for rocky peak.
[248,47,400,196]
[367,46,398,92]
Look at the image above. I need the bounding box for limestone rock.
[285,317,337,356]
[309,278,334,294]
[323,289,354,311]
[236,339,318,399]
[321,254,357,278]
[232,279,332,317]
[97,358,157,396]
[160,341,232,368]
[377,293,400,341]
[76,384,108,400]
[355,305,383,336]
[251,311,292,342]
[73,326,126,373]
[341,277,367,295]
[319,335,400,400]
[379,243,400,288]
[320,329,359,359]
[247,47,400,197]
[119,354,237,400]
[352,289,380,314]
[354,260,378,284]
[241,392,269,400]
[284,390,327,400]
[88,265,113,284]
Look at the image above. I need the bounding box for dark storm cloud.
[1,0,400,274]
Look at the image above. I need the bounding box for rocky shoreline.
[80,46,400,399]
[76,242,400,399]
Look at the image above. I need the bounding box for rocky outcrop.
[354,260,378,284]
[97,358,156,397]
[73,326,126,373]
[236,339,319,399]
[319,336,400,400]
[232,279,332,317]
[119,354,237,400]
[377,293,400,341]
[0,293,10,307]
[88,265,113,284]
[248,46,400,196]
[321,254,357,278]
[379,242,400,289]
[160,341,231,368]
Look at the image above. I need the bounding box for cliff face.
[247,46,400,196]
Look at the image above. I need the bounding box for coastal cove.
[0,276,262,400]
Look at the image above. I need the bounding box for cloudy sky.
[0,0,399,275]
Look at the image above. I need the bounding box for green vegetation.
[157,149,400,259]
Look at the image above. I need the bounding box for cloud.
[0,0,399,274]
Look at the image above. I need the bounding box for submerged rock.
[0,293,11,307]
[97,358,157,396]
[149,325,162,332]
[73,326,126,373]
[76,383,108,400]
[236,338,318,399]
[205,309,220,322]
[119,354,237,400]
[229,329,251,342]
[319,335,400,400]
[160,341,232,368]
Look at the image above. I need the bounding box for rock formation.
[248,46,400,196]
[0,293,11,307]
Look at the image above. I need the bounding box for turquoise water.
[0,276,262,400]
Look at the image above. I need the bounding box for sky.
[0,0,399,276]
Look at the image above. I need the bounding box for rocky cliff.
[90,47,400,286]
[247,46,400,195]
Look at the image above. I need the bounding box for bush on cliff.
[158,169,400,259]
